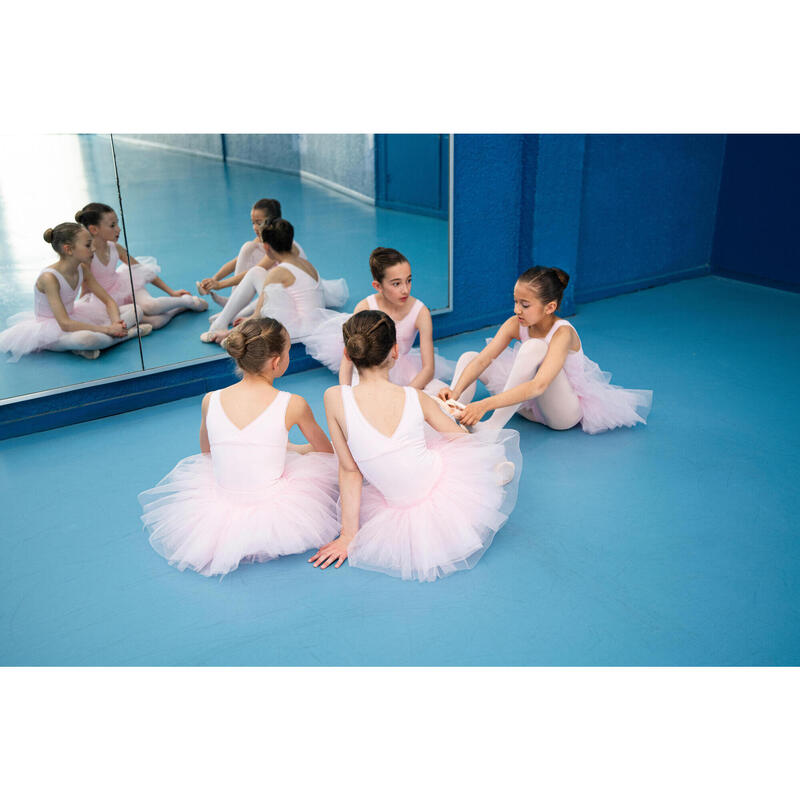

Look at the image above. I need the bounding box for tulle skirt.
[257,279,349,341]
[304,309,456,387]
[139,451,340,577]
[487,342,652,434]
[79,256,161,311]
[320,277,348,308]
[0,303,111,362]
[348,428,522,582]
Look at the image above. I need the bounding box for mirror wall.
[0,134,451,401]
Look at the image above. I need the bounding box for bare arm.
[417,391,468,434]
[408,305,435,390]
[309,387,363,569]
[199,393,211,454]
[286,395,334,454]
[38,274,123,336]
[197,257,237,291]
[440,316,519,402]
[82,269,122,324]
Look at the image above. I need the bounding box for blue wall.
[223,134,301,173]
[576,134,725,302]
[711,134,800,291]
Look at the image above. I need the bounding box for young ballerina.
[303,247,454,395]
[195,197,308,314]
[438,266,653,434]
[309,309,522,583]
[75,203,207,329]
[200,218,345,344]
[0,223,149,362]
[139,317,340,578]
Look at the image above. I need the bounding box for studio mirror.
[110,134,451,372]
[0,134,143,401]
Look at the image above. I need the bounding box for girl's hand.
[170,289,191,297]
[308,535,353,570]
[199,279,221,292]
[459,399,491,427]
[105,321,128,338]
[437,386,454,402]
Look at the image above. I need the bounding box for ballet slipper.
[72,349,100,360]
[196,280,209,295]
[200,329,226,344]
[210,291,228,308]
[136,323,153,337]
[493,460,516,486]
[434,396,471,433]
[189,296,209,312]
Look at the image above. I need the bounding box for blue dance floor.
[1,276,798,665]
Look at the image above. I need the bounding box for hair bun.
[224,330,246,359]
[346,332,369,361]
[43,228,54,243]
[552,268,570,288]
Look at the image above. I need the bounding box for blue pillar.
[530,134,587,316]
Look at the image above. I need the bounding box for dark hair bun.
[552,268,570,288]
[342,310,397,369]
[345,332,369,362]
[43,228,54,244]
[223,317,288,374]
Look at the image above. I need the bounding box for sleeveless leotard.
[139,389,340,577]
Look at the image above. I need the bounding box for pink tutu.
[139,451,340,577]
[487,341,652,434]
[304,308,456,385]
[349,428,522,582]
[78,256,160,312]
[0,304,109,362]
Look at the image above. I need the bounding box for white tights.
[134,287,206,329]
[452,339,583,431]
[48,305,141,353]
[208,267,268,332]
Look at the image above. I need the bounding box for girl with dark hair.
[439,267,652,433]
[200,218,347,345]
[139,317,339,578]
[196,198,308,307]
[0,223,149,361]
[75,203,206,329]
[309,309,521,583]
[303,246,454,394]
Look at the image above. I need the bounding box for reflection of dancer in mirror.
[304,247,454,394]
[139,317,340,578]
[75,203,207,329]
[195,198,308,321]
[200,218,347,345]
[439,267,653,433]
[0,223,149,362]
[308,310,521,582]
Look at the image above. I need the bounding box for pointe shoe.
[434,397,471,432]
[72,349,100,360]
[200,330,224,344]
[190,296,209,312]
[136,323,153,337]
[493,460,516,486]
[195,281,208,295]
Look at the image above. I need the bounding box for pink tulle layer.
[348,428,522,582]
[139,451,340,577]
[488,343,652,434]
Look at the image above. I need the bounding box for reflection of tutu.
[320,277,348,308]
[487,340,652,434]
[304,308,456,385]
[79,256,161,312]
[139,451,340,577]
[0,304,107,362]
[349,428,522,583]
